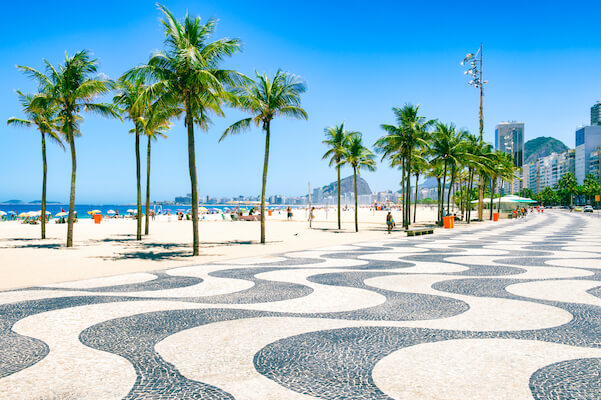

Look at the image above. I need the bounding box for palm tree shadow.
[1,243,62,249]
[102,250,195,261]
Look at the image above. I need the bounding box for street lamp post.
[462,43,488,221]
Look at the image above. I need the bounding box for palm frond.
[219,118,252,142]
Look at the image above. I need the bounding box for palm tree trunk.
[41,133,47,240]
[405,153,412,228]
[66,125,76,248]
[436,177,442,224]
[401,160,406,228]
[489,177,495,220]
[185,97,199,256]
[467,169,474,224]
[260,122,271,244]
[413,173,419,223]
[440,161,448,225]
[447,169,455,215]
[337,163,341,230]
[135,126,142,241]
[145,136,151,235]
[497,180,502,212]
[354,166,358,232]
[458,176,463,219]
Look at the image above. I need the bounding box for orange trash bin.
[94,214,102,224]
[443,216,454,229]
[493,212,499,221]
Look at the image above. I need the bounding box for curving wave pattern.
[1,212,601,399]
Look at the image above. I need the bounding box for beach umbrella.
[0,211,6,216]
[107,210,116,214]
[199,207,208,212]
[56,212,68,217]
[88,210,102,215]
[8,211,16,215]
[18,212,29,218]
[126,209,136,214]
[29,211,41,217]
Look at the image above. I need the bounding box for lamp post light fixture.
[462,43,488,221]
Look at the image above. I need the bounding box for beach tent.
[471,195,536,204]
[471,195,536,211]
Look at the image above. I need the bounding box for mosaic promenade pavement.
[2,211,601,399]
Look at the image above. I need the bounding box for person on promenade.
[386,212,394,234]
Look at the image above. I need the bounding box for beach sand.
[0,205,460,290]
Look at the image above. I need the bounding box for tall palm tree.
[7,91,63,239]
[19,51,118,247]
[127,4,243,256]
[322,123,356,229]
[220,70,307,243]
[430,123,467,223]
[113,76,146,240]
[344,134,376,232]
[410,148,429,223]
[141,101,175,235]
[375,105,433,229]
[462,134,482,224]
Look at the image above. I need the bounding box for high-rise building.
[575,126,601,183]
[495,122,525,168]
[591,102,601,126]
[523,150,575,194]
[495,122,525,193]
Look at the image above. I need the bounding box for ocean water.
[0,204,236,218]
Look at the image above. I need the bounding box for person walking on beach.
[386,212,394,234]
[287,207,292,221]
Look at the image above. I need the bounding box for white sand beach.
[0,206,458,290]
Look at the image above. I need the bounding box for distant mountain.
[1,200,23,204]
[28,200,62,204]
[321,175,372,196]
[524,137,569,164]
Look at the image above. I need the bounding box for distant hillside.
[0,200,23,204]
[524,137,569,164]
[322,175,372,196]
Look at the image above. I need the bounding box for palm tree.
[127,4,243,256]
[556,172,577,207]
[430,123,467,224]
[220,70,307,243]
[344,134,376,232]
[375,104,434,229]
[488,151,514,217]
[322,123,356,229]
[19,51,118,247]
[7,91,62,239]
[141,100,175,235]
[410,149,429,223]
[461,133,481,223]
[113,76,146,240]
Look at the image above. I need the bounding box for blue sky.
[2,1,601,203]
